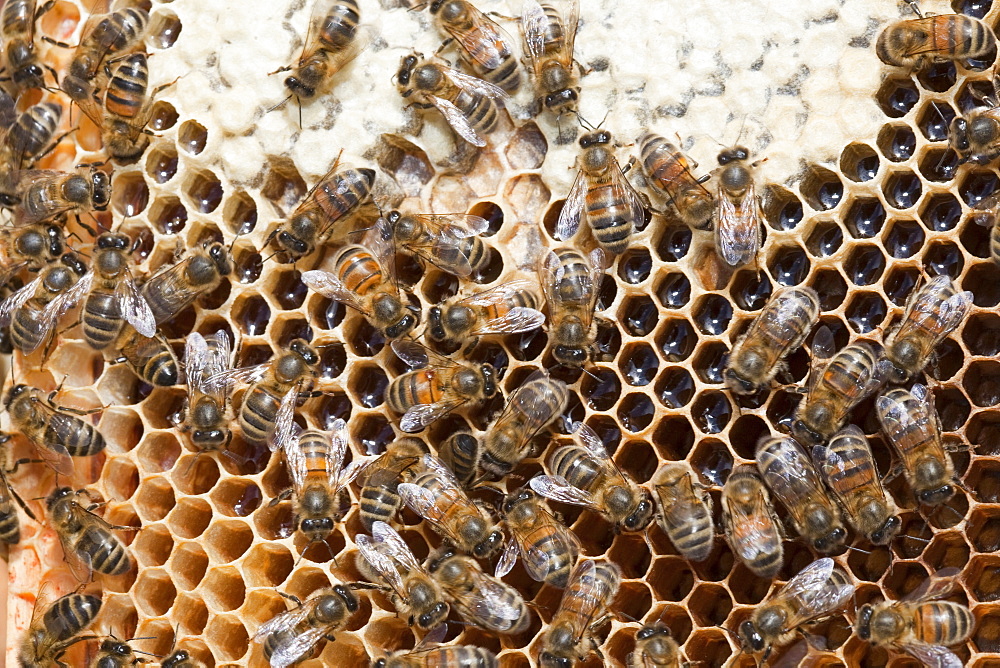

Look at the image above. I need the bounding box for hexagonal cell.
[919,146,960,182]
[728,414,769,460]
[876,77,920,118]
[503,175,550,228]
[170,540,209,591]
[689,438,733,486]
[147,195,188,235]
[136,432,181,474]
[204,518,254,564]
[200,565,246,612]
[809,268,848,311]
[966,457,1000,502]
[132,523,173,567]
[582,367,621,411]
[648,557,694,602]
[845,291,887,334]
[974,608,1000,653]
[135,476,175,524]
[243,542,294,588]
[964,312,1000,356]
[148,8,181,48]
[504,120,547,169]
[232,294,271,336]
[687,583,732,627]
[655,366,695,409]
[103,456,139,502]
[692,295,732,336]
[959,168,1000,207]
[183,168,223,214]
[916,101,956,142]
[766,244,810,286]
[656,318,697,362]
[655,225,692,262]
[883,266,920,307]
[969,507,1000,552]
[620,295,657,337]
[691,340,727,384]
[618,342,658,387]
[923,240,964,278]
[683,629,731,668]
[798,166,843,212]
[111,172,149,217]
[232,243,263,284]
[606,533,652,579]
[651,416,695,461]
[761,184,804,230]
[618,248,652,285]
[924,532,971,574]
[844,244,886,286]
[919,192,962,232]
[847,544,891,583]
[730,270,772,311]
[210,478,263,519]
[691,391,731,434]
[935,387,971,432]
[805,220,843,257]
[618,393,654,432]
[965,263,1000,307]
[882,170,922,210]
[929,338,965,382]
[840,142,879,182]
[134,568,176,616]
[615,440,658,484]
[167,497,212,540]
[883,219,924,259]
[146,144,178,184]
[353,414,396,456]
[205,614,250,662]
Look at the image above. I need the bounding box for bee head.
[870,515,901,545]
[397,55,419,88]
[855,604,874,641]
[738,619,765,652]
[718,146,749,165]
[91,170,111,210]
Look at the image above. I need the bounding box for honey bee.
[375,644,498,668]
[0,100,63,207]
[386,339,498,433]
[5,383,106,477]
[723,286,820,395]
[721,465,783,579]
[12,166,111,226]
[737,557,854,661]
[791,328,888,446]
[427,545,530,634]
[427,278,544,352]
[0,444,36,544]
[302,240,417,340]
[627,622,683,668]
[355,520,451,632]
[358,436,425,532]
[437,431,480,486]
[174,331,234,452]
[2,0,48,93]
[160,647,206,668]
[396,53,507,148]
[714,145,764,267]
[91,635,157,667]
[112,324,181,387]
[538,558,621,666]
[496,485,580,588]
[651,461,715,563]
[140,242,232,325]
[539,246,605,367]
[58,5,149,103]
[856,567,972,667]
[950,71,1000,164]
[430,0,521,93]
[46,486,133,581]
[876,12,995,70]
[876,383,956,507]
[265,163,376,263]
[0,222,65,286]
[556,130,646,255]
[398,453,504,558]
[637,130,714,231]
[253,585,359,668]
[814,425,902,546]
[18,587,102,667]
[882,275,972,383]
[756,436,847,554]
[531,421,655,533]
[521,0,580,117]
[0,251,87,355]
[378,209,489,278]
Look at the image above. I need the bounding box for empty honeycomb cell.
[840,142,880,182]
[136,431,182,474]
[762,185,805,230]
[683,629,730,668]
[205,518,254,563]
[963,312,1000,356]
[421,270,459,304]
[975,609,1000,653]
[727,413,769,460]
[924,240,965,278]
[961,217,992,259]
[655,225,692,262]
[691,341,727,384]
[845,291,887,333]
[201,566,246,612]
[135,475,176,523]
[573,510,616,554]
[173,455,220,495]
[689,438,732,486]
[805,220,844,257]
[692,295,732,336]
[687,583,732,627]
[112,172,150,217]
[147,194,188,234]
[878,123,918,164]
[103,456,140,502]
[177,120,207,157]
[766,244,810,286]
[845,244,886,286]
[620,295,658,336]
[935,387,971,431]
[233,293,270,336]
[615,439,658,483]
[167,496,212,539]
[883,266,920,307]
[350,365,389,408]
[691,391,731,434]
[927,490,971,531]
[617,392,655,432]
[883,170,922,210]
[210,478,263,518]
[344,317,385,357]
[619,342,658,386]
[727,562,773,605]
[606,534,652,578]
[966,263,1000,306]
[618,248,653,285]
[919,147,960,182]
[595,320,623,360]
[877,77,920,118]
[133,522,174,568]
[799,166,844,212]
[206,614,250,662]
[970,508,1000,552]
[617,581,654,621]
[171,540,210,591]
[967,457,1000,501]
[919,192,962,232]
[810,268,849,312]
[960,169,1000,207]
[184,168,224,214]
[923,532,972,574]
[884,219,924,259]
[135,568,177,616]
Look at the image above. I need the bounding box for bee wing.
[400,400,465,433]
[522,522,578,583]
[255,608,327,668]
[444,8,512,71]
[495,535,519,578]
[896,642,963,668]
[895,276,968,343]
[529,474,600,510]
[283,429,310,496]
[302,269,367,314]
[202,330,234,401]
[268,388,301,453]
[520,0,550,76]
[555,169,588,241]
[184,332,210,399]
[611,155,647,232]
[460,279,545,334]
[940,288,974,333]
[371,520,422,572]
[901,567,962,602]
[44,269,93,322]
[399,214,488,277]
[716,180,760,266]
[57,511,98,583]
[317,22,373,72]
[459,568,524,624]
[32,432,75,477]
[565,560,611,634]
[725,484,780,564]
[0,88,14,130]
[806,325,835,395]
[0,274,42,327]
[204,363,269,392]
[390,339,433,368]
[428,95,487,148]
[115,275,157,338]
[356,533,408,597]
[774,558,854,629]
[414,213,489,238]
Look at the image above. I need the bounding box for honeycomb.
[3,0,1000,666]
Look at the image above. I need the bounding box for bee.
[437,431,479,486]
[12,166,111,226]
[160,647,206,668]
[521,0,580,117]
[46,486,133,581]
[111,324,181,387]
[876,384,956,507]
[0,251,88,355]
[374,644,498,668]
[856,567,972,667]
[555,129,646,255]
[0,100,63,207]
[174,331,234,452]
[539,246,605,367]
[427,545,530,634]
[5,383,106,477]
[358,436,425,532]
[714,145,764,267]
[18,587,102,667]
[139,242,232,325]
[253,585,359,668]
[531,421,655,533]
[628,622,683,668]
[396,53,507,148]
[949,70,1000,164]
[813,425,902,546]
[377,209,489,278]
[723,286,820,395]
[538,558,621,666]
[791,327,888,446]
[2,0,47,93]
[91,635,156,667]
[496,485,580,588]
[265,162,376,263]
[355,520,451,632]
[302,241,417,340]
[386,339,498,433]
[721,465,783,579]
[876,12,995,70]
[59,5,149,103]
[398,453,505,558]
[651,461,715,562]
[756,436,847,554]
[430,0,521,93]
[637,130,714,231]
[882,275,972,383]
[277,0,369,101]
[0,443,37,544]
[0,222,65,286]
[427,279,544,353]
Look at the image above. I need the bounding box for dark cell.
[805,221,843,257]
[657,273,691,308]
[877,78,920,118]
[846,245,886,286]
[878,124,916,161]
[656,226,692,262]
[917,62,957,93]
[694,295,733,335]
[583,368,622,411]
[657,367,695,408]
[767,245,810,286]
[621,343,658,386]
[658,319,696,361]
[618,394,654,432]
[692,392,732,434]
[846,198,886,238]
[623,296,658,336]
[846,292,887,334]
[885,220,924,258]
[923,242,964,278]
[884,171,922,209]
[732,270,772,311]
[618,248,652,284]
[920,194,961,232]
[960,170,1000,207]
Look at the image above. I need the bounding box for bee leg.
[278,591,303,607]
[881,463,904,485]
[41,36,73,48]
[268,488,293,507]
[267,65,292,76]
[34,0,56,21]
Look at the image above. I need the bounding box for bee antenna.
[266,94,293,115]
[846,545,872,555]
[899,532,930,544]
[907,1,924,17]
[715,624,741,641]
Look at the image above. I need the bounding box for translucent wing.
[0,274,41,327]
[901,567,961,602]
[29,420,74,477]
[302,269,367,314]
[495,536,519,578]
[201,330,233,400]
[715,180,760,266]
[895,276,969,345]
[204,363,269,392]
[313,22,373,75]
[455,567,523,625]
[806,325,836,396]
[45,270,93,322]
[327,419,362,490]
[184,332,209,400]
[571,421,611,461]
[609,155,647,236]
[400,400,466,433]
[725,483,780,564]
[430,95,487,147]
[355,533,407,597]
[898,642,963,668]
[259,612,327,668]
[268,387,300,453]
[518,515,578,583]
[773,558,853,629]
[443,61,510,101]
[457,279,545,335]
[443,5,510,70]
[57,504,98,583]
[530,474,600,510]
[390,339,432,368]
[396,213,488,277]
[115,275,157,338]
[555,169,587,241]
[564,560,609,633]
[371,520,421,572]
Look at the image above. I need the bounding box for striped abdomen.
[77,525,130,575]
[474,51,520,94]
[333,245,384,298]
[927,15,993,59]
[400,645,498,667]
[439,432,479,486]
[480,286,538,323]
[9,102,61,161]
[313,168,375,226]
[83,290,123,349]
[0,499,20,543]
[722,467,783,578]
[912,601,974,646]
[119,329,180,387]
[451,87,500,136]
[557,560,620,634]
[42,594,102,642]
[359,480,401,532]
[11,303,49,354]
[386,369,441,414]
[549,445,604,493]
[316,1,360,50]
[824,430,880,500]
[74,8,149,79]
[550,248,593,306]
[46,412,105,457]
[240,385,283,446]
[105,54,149,119]
[298,429,335,483]
[586,180,634,255]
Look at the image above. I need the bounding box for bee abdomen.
[314,168,374,222]
[318,1,361,49]
[359,487,400,531]
[83,293,123,348]
[478,55,520,93]
[43,594,102,640]
[105,54,149,119]
[0,507,20,543]
[79,526,130,575]
[455,90,499,136]
[240,390,282,445]
[333,245,383,296]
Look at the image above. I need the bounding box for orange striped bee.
[427,278,544,352]
[538,559,621,666]
[58,5,149,102]
[430,0,521,93]
[521,0,580,117]
[428,545,530,634]
[876,12,995,70]
[637,130,714,230]
[0,99,62,207]
[377,209,489,278]
[496,485,580,588]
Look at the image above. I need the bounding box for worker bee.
[12,166,111,226]
[253,585,359,668]
[628,622,683,668]
[856,567,973,667]
[2,0,48,93]
[714,145,764,267]
[0,222,65,287]
[651,461,715,562]
[5,383,106,477]
[791,327,888,446]
[539,246,605,367]
[756,436,847,554]
[876,12,996,70]
[386,339,498,433]
[496,485,580,588]
[396,53,507,148]
[160,647,206,668]
[0,100,63,207]
[427,278,544,353]
[91,635,157,667]
[814,425,902,546]
[18,587,102,667]
[521,0,580,117]
[302,241,417,340]
[637,130,714,231]
[355,520,451,632]
[430,0,520,93]
[427,545,530,634]
[882,275,972,383]
[538,558,621,666]
[721,465,783,579]
[437,431,480,486]
[374,643,498,668]
[0,444,36,544]
[876,384,956,507]
[111,324,181,387]
[140,242,232,325]
[531,421,655,533]
[58,4,149,103]
[265,162,376,263]
[555,129,645,255]
[398,453,504,558]
[173,331,234,452]
[377,209,489,278]
[950,70,1000,164]
[46,486,133,581]
[0,251,87,355]
[358,437,425,532]
[723,285,820,395]
[737,557,853,661]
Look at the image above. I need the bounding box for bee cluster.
[3,0,1000,666]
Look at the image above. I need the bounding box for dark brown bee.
[18,587,102,667]
[950,70,1000,164]
[90,635,156,667]
[877,13,996,70]
[378,209,489,278]
[637,130,713,230]
[174,330,234,452]
[253,585,359,668]
[46,487,133,581]
[436,431,479,486]
[538,559,621,666]
[539,246,605,367]
[628,622,683,668]
[427,278,544,352]
[375,643,499,668]
[0,99,62,207]
[521,0,580,117]
[358,436,425,531]
[2,0,48,93]
[12,166,111,226]
[0,222,65,287]
[58,5,149,103]
[160,647,206,668]
[111,324,181,387]
[140,242,232,325]
[495,485,580,588]
[430,0,521,93]
[0,251,88,355]
[427,545,530,634]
